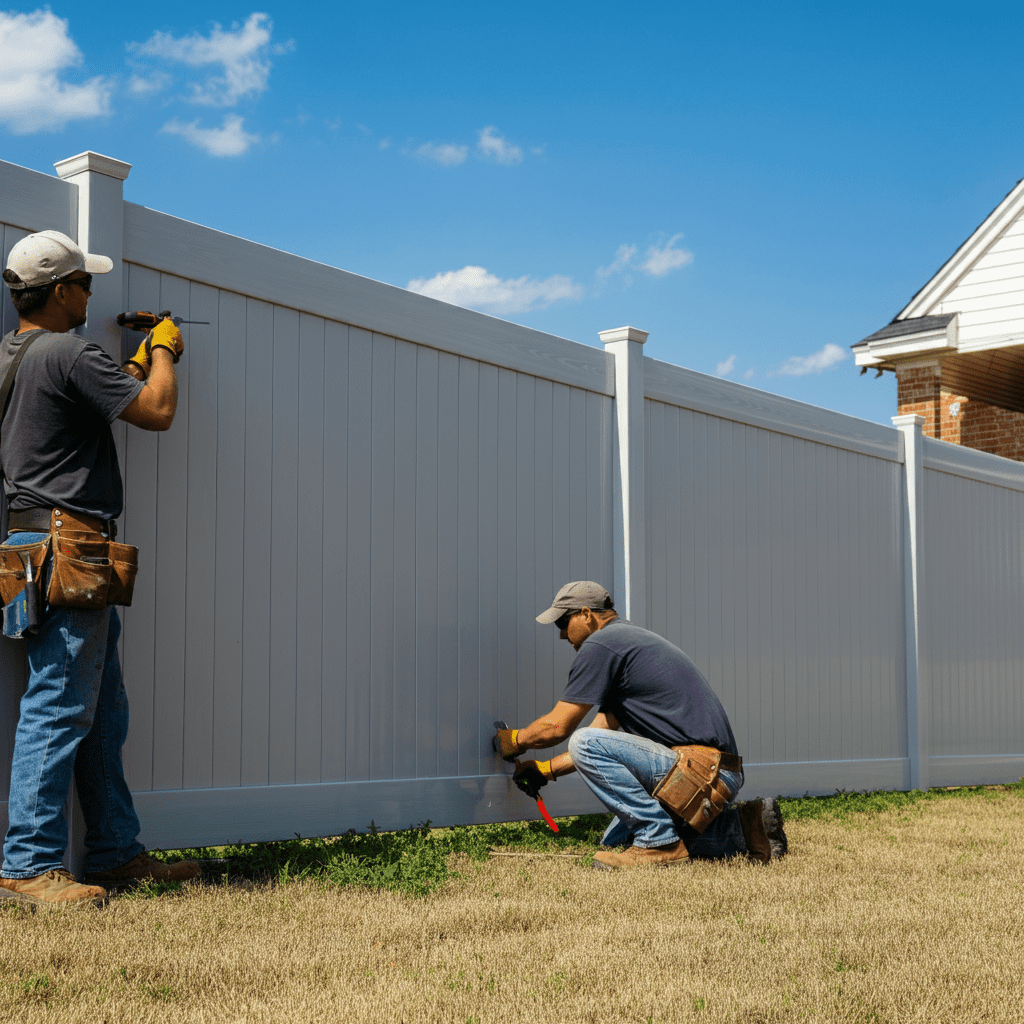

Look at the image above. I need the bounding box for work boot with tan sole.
[85,849,201,888]
[739,798,788,863]
[593,838,690,870]
[0,869,107,907]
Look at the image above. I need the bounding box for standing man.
[495,581,787,869]
[0,230,199,905]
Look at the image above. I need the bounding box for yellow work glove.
[494,728,522,763]
[513,760,554,798]
[147,318,184,363]
[125,337,151,379]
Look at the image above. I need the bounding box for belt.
[717,751,743,774]
[7,507,117,539]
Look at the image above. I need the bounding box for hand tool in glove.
[493,721,559,832]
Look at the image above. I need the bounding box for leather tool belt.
[651,745,743,834]
[1,507,138,622]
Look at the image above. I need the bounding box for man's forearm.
[516,715,573,751]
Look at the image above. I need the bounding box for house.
[852,176,1024,461]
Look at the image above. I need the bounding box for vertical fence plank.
[268,306,300,785]
[295,314,326,785]
[435,352,459,778]
[457,358,480,775]
[211,290,247,787]
[240,298,273,786]
[320,321,350,782]
[495,369,519,736]
[392,340,418,781]
[181,282,219,790]
[414,347,439,778]
[515,376,537,726]
[344,328,373,781]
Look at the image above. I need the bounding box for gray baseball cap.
[3,230,113,290]
[536,581,614,624]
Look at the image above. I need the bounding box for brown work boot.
[85,849,201,888]
[593,838,690,870]
[739,798,788,864]
[0,869,107,907]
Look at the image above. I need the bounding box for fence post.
[53,151,132,877]
[893,413,928,791]
[599,326,648,626]
[53,152,131,364]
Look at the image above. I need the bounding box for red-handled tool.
[493,720,559,833]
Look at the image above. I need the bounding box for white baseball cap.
[3,230,113,290]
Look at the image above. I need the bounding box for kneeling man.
[495,581,786,869]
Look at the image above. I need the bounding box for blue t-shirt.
[562,618,738,755]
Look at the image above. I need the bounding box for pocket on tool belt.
[651,745,733,834]
[0,538,51,606]
[47,535,112,609]
[106,542,139,607]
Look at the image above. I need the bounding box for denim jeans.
[567,727,747,858]
[2,532,143,878]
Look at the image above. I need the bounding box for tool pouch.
[0,536,52,638]
[46,533,112,609]
[651,745,735,834]
[106,542,139,607]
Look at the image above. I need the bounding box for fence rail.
[2,152,1022,854]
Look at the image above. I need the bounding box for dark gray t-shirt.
[562,619,739,755]
[0,329,143,518]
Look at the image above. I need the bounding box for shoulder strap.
[0,329,46,433]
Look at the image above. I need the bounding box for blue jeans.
[568,727,746,858]
[2,533,143,878]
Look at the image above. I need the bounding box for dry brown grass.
[0,791,1021,1023]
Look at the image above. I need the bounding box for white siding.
[936,207,1024,344]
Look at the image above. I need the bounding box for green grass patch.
[150,779,1023,898]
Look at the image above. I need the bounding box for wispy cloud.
[160,114,261,156]
[770,343,848,377]
[407,265,583,314]
[415,142,469,166]
[477,126,522,165]
[132,12,290,106]
[128,71,171,96]
[744,367,756,380]
[597,244,638,280]
[716,355,736,377]
[0,10,111,133]
[640,234,693,277]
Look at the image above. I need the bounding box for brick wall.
[897,364,1024,461]
[939,391,1024,461]
[896,365,941,437]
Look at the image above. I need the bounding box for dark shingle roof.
[853,313,956,349]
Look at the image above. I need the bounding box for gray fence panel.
[644,398,909,789]
[923,452,1024,768]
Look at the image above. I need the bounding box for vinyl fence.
[1,152,1022,856]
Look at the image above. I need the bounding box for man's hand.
[146,319,184,363]
[124,337,151,380]
[513,760,554,798]
[494,728,522,762]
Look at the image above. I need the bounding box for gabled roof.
[897,175,1024,321]
[856,314,955,347]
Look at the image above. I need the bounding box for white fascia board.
[853,348,884,366]
[899,177,1024,320]
[865,330,953,361]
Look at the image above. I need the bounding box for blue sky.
[2,1,1022,425]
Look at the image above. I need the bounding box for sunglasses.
[554,609,581,631]
[62,274,92,292]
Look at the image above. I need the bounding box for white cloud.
[597,243,638,279]
[415,142,468,166]
[0,10,111,133]
[640,234,694,277]
[134,12,287,106]
[716,355,736,377]
[407,265,583,314]
[744,367,756,380]
[477,126,522,165]
[129,71,171,96]
[770,343,848,377]
[160,114,260,156]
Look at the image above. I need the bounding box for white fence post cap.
[599,326,649,346]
